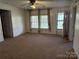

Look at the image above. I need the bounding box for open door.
[0,16,4,42]
[0,10,13,38]
[63,11,70,40]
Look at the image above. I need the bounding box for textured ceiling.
[0,0,73,1]
[0,0,73,9]
[39,0,72,1]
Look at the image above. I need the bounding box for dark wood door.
[63,11,70,39]
[0,10,13,38]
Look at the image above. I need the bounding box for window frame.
[30,15,39,29]
[57,12,64,30]
[40,15,49,29]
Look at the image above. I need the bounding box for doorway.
[0,9,13,38]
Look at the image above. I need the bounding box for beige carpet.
[0,33,77,59]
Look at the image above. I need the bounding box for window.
[30,15,49,29]
[31,16,38,28]
[57,12,64,29]
[40,15,49,29]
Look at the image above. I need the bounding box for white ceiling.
[0,0,73,9]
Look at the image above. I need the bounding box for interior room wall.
[25,10,30,33]
[73,2,79,59]
[0,2,26,37]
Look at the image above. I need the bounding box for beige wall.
[25,8,69,35]
[69,1,79,59]
[73,2,79,59]
[0,2,26,37]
